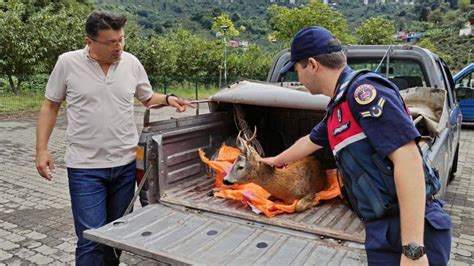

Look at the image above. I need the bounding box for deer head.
[223,128,262,185]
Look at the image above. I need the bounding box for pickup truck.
[85,45,462,265]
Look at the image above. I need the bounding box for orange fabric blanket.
[198,144,341,218]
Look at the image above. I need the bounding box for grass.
[0,86,221,115]
[0,93,45,115]
[161,86,221,100]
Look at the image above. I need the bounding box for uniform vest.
[326,70,441,221]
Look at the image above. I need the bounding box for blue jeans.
[365,199,451,266]
[68,161,136,266]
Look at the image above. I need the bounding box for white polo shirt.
[45,47,154,168]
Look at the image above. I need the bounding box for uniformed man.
[260,26,451,265]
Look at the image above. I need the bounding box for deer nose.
[223,179,234,186]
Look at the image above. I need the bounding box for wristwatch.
[165,93,176,105]
[402,242,425,260]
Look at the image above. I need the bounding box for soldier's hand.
[36,150,55,181]
[258,157,287,169]
[168,95,194,113]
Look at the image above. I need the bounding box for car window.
[456,72,473,88]
[280,58,429,92]
[348,59,429,91]
[282,71,299,83]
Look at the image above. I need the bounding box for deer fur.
[223,129,328,212]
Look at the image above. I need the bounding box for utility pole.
[220,25,229,86]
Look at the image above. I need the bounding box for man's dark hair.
[85,11,127,38]
[298,51,347,70]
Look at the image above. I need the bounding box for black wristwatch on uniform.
[402,243,425,260]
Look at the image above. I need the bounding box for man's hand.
[36,99,61,181]
[400,254,428,266]
[258,157,286,168]
[167,95,193,112]
[36,150,55,181]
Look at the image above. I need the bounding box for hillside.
[94,1,467,41]
[94,0,310,45]
[94,0,472,70]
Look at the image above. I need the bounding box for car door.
[453,64,474,122]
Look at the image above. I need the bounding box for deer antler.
[244,126,257,143]
[236,130,246,153]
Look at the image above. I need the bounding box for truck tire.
[448,145,459,184]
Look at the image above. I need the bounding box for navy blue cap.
[280,26,342,74]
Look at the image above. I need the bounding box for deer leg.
[296,194,317,212]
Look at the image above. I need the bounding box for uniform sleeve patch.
[360,97,386,118]
[354,84,377,105]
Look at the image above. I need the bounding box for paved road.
[0,105,473,265]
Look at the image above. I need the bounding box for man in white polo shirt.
[35,10,189,265]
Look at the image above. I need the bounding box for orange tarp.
[198,144,341,218]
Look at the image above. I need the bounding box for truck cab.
[84,45,462,264]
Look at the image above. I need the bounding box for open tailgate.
[84,203,366,265]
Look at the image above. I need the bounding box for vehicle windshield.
[282,58,428,91]
[349,58,428,90]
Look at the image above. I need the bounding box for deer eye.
[237,165,244,171]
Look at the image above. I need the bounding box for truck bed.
[85,203,366,265]
[160,175,365,243]
[85,109,367,264]
[144,110,365,244]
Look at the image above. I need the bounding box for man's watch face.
[403,243,424,260]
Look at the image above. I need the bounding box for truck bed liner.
[143,111,366,244]
[85,203,366,265]
[160,175,365,243]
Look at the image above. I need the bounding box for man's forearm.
[36,101,60,152]
[275,135,321,165]
[390,142,426,245]
[142,93,167,107]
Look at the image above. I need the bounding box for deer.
[223,128,328,212]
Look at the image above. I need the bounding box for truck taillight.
[136,145,145,185]
[136,145,144,161]
[136,169,145,185]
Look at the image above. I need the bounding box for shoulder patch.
[360,97,386,119]
[354,84,377,105]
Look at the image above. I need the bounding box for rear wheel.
[448,145,459,184]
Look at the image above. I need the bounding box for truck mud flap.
[84,204,366,265]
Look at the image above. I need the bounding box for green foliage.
[212,14,240,37]
[0,0,91,95]
[416,38,452,66]
[458,0,471,12]
[428,9,443,25]
[356,16,397,45]
[267,0,354,45]
[162,86,220,101]
[0,1,41,95]
[227,44,276,81]
[0,92,45,114]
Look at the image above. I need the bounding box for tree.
[428,9,443,25]
[356,16,397,45]
[212,14,240,38]
[0,0,90,95]
[125,19,179,86]
[419,7,431,22]
[267,0,355,45]
[230,44,275,81]
[416,38,452,66]
[31,3,91,71]
[0,1,38,95]
[458,0,472,12]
